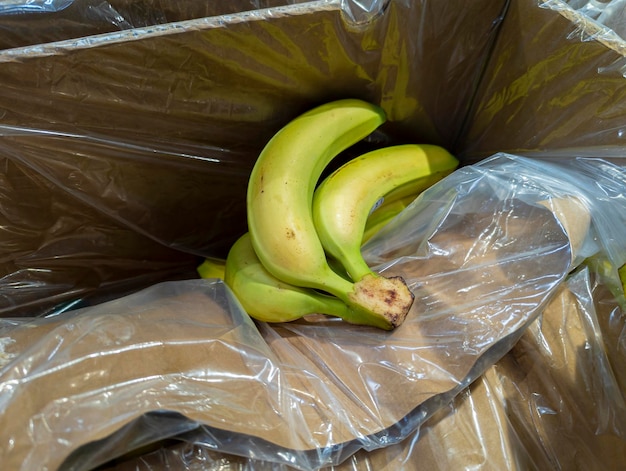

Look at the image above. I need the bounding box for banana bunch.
[218,99,458,330]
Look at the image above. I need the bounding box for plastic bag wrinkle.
[97,268,626,471]
[1,153,597,470]
[547,0,626,41]
[541,0,625,44]
[0,0,74,15]
[0,280,299,470]
[0,125,255,317]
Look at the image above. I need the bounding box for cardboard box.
[1,0,626,469]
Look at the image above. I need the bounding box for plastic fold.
[91,266,626,471]
[2,155,626,470]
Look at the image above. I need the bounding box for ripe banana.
[312,144,458,281]
[247,98,410,329]
[224,233,365,324]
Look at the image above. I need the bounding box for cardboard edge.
[0,0,343,61]
[539,0,626,57]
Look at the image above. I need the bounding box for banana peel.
[197,257,226,280]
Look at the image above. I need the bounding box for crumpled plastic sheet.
[0,125,250,317]
[0,0,75,15]
[541,0,626,43]
[2,154,625,471]
[93,266,626,471]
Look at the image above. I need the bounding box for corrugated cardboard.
[0,0,625,469]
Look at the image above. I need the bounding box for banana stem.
[319,260,413,330]
[316,294,357,319]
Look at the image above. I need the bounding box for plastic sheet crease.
[3,155,626,470]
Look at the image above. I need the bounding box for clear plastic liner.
[0,0,75,15]
[0,1,314,50]
[2,155,625,470]
[0,0,507,317]
[460,0,626,162]
[364,154,626,283]
[558,0,626,39]
[96,266,626,471]
[1,1,626,470]
[0,126,248,317]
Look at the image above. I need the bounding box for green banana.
[361,169,455,244]
[247,98,410,329]
[197,257,226,280]
[224,233,362,324]
[312,144,458,281]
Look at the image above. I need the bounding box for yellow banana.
[247,98,410,329]
[312,144,458,281]
[224,233,362,324]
